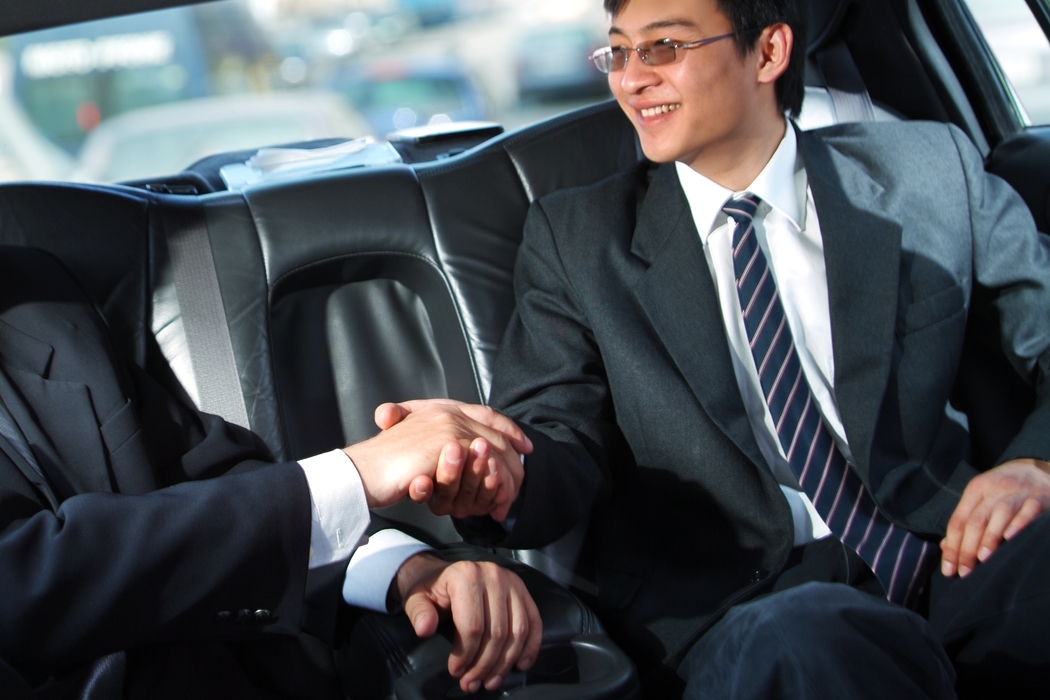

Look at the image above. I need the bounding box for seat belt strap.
[159,203,251,429]
[817,39,876,122]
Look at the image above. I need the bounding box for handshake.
[344,398,531,522]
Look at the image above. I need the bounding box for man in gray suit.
[447,0,1050,696]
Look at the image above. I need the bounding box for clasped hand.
[347,398,529,522]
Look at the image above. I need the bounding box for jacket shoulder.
[533,160,656,228]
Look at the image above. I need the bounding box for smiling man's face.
[607,0,782,179]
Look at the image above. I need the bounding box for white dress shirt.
[675,124,854,546]
[298,450,429,610]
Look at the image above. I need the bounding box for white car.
[73,90,372,183]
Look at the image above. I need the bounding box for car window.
[962,0,1050,125]
[0,0,610,184]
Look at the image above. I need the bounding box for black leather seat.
[0,101,642,699]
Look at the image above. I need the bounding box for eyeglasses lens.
[644,42,676,66]
[590,42,678,73]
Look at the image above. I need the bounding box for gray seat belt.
[159,202,251,429]
[816,38,876,122]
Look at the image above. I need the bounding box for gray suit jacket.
[479,121,1050,669]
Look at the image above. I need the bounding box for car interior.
[1,0,1047,698]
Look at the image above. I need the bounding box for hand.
[940,458,1050,577]
[395,554,543,694]
[375,400,530,521]
[344,401,529,509]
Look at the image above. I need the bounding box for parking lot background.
[0,0,1045,183]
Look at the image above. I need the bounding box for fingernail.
[977,546,992,562]
[518,657,534,671]
[941,560,955,577]
[468,680,481,693]
[958,565,972,578]
[487,458,497,476]
[485,676,503,691]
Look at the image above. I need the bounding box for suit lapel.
[0,320,114,502]
[799,129,902,471]
[630,164,766,468]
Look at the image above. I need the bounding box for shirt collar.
[675,124,806,242]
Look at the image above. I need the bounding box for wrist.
[393,552,447,607]
[342,445,378,508]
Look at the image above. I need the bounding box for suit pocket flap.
[902,284,965,334]
[100,398,138,453]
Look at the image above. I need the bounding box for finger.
[519,589,543,672]
[941,483,984,577]
[465,441,499,513]
[447,568,486,685]
[430,442,466,516]
[460,570,509,693]
[374,402,409,430]
[459,440,487,503]
[403,591,440,639]
[1004,497,1043,541]
[486,586,530,689]
[483,457,501,504]
[956,498,994,577]
[455,404,533,455]
[393,398,461,415]
[490,463,515,522]
[976,498,1020,564]
[409,475,434,503]
[444,443,489,519]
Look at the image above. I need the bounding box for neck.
[685,113,787,192]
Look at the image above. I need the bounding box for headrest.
[807,0,857,54]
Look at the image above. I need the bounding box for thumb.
[374,402,410,430]
[409,475,434,503]
[403,591,440,638]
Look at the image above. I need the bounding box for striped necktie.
[725,192,934,607]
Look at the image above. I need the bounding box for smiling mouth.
[640,104,681,118]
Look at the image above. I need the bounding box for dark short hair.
[603,0,807,117]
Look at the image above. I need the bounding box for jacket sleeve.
[951,126,1050,465]
[0,459,312,668]
[462,199,613,550]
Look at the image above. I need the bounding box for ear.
[755,22,793,85]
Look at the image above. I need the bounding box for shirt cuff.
[298,449,370,569]
[342,529,431,612]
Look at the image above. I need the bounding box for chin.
[640,145,686,164]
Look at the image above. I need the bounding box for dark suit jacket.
[0,248,328,695]
[479,121,1050,670]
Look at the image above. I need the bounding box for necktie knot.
[722,192,762,225]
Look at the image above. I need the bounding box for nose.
[616,49,660,94]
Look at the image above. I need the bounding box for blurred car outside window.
[962,0,1050,125]
[0,0,611,185]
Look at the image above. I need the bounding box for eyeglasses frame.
[588,28,763,74]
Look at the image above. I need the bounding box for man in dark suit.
[0,246,541,698]
[453,0,1050,696]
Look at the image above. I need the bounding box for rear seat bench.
[0,101,643,700]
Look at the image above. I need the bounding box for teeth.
[640,104,680,118]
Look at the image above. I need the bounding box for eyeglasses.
[588,29,759,73]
